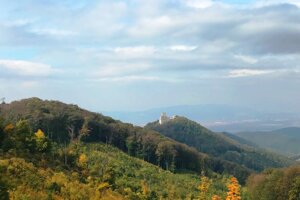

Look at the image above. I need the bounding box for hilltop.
[145,116,293,172]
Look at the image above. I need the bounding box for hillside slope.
[236,127,300,156]
[0,98,251,182]
[0,140,235,199]
[145,117,293,172]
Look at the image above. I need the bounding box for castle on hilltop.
[159,112,177,124]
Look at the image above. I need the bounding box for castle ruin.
[159,112,177,124]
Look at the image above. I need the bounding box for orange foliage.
[198,176,211,200]
[226,177,241,200]
[4,123,14,134]
[78,153,88,167]
[212,195,221,200]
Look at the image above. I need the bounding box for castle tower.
[159,112,170,124]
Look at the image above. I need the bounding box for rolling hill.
[0,141,216,199]
[145,116,293,172]
[0,98,297,199]
[0,98,252,183]
[236,127,300,157]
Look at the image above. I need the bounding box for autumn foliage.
[226,177,241,200]
[212,195,221,200]
[198,175,212,200]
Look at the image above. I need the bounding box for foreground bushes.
[247,165,300,200]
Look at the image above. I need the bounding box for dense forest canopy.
[145,117,293,172]
[0,104,245,199]
[0,98,252,182]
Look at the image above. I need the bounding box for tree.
[226,177,241,200]
[155,141,176,171]
[126,134,139,157]
[0,118,5,145]
[3,123,14,135]
[141,180,150,196]
[78,153,88,168]
[79,121,90,142]
[198,175,211,200]
[0,179,9,200]
[15,120,32,142]
[34,129,50,152]
[97,182,110,197]
[289,177,300,200]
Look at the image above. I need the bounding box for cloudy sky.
[1,0,300,112]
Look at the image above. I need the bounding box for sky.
[0,0,300,112]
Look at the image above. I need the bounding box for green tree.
[34,129,51,152]
[0,117,5,146]
[155,141,176,171]
[0,179,9,200]
[15,120,31,140]
[289,177,300,200]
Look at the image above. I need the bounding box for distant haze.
[102,104,300,132]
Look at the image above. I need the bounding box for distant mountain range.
[103,104,300,132]
[236,127,300,157]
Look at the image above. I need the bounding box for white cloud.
[94,75,162,82]
[128,15,180,37]
[0,59,55,77]
[234,55,258,64]
[29,28,78,37]
[3,19,33,27]
[114,46,156,57]
[228,69,273,78]
[169,45,198,52]
[93,75,180,83]
[93,63,151,78]
[238,20,278,34]
[185,0,214,9]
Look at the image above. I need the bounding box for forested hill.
[0,98,251,182]
[145,116,293,172]
[0,127,247,199]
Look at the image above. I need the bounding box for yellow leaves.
[98,182,110,192]
[226,177,241,200]
[78,153,88,167]
[35,129,45,139]
[49,172,68,187]
[212,195,221,200]
[4,123,14,134]
[198,176,212,200]
[34,129,50,152]
[198,176,211,193]
[141,180,150,196]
